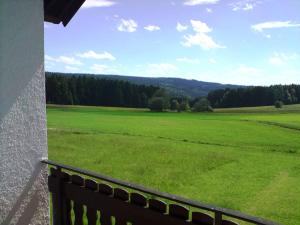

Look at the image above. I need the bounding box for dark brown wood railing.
[43,160,282,225]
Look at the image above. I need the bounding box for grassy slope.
[47,104,300,225]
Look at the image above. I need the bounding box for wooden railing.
[43,160,282,225]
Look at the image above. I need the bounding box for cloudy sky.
[45,0,300,85]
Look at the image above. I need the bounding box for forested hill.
[208,85,300,108]
[46,72,241,97]
[46,74,159,108]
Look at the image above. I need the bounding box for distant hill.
[46,72,242,97]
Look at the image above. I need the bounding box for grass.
[47,104,300,225]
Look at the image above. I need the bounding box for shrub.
[170,99,179,111]
[148,97,165,112]
[274,100,283,108]
[178,101,190,112]
[151,89,170,109]
[192,98,213,112]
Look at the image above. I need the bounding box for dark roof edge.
[44,0,86,26]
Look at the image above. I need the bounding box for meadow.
[47,104,300,225]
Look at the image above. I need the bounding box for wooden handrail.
[42,159,282,225]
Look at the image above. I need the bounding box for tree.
[152,89,170,109]
[192,98,213,112]
[178,100,190,112]
[170,99,179,111]
[274,100,283,108]
[45,73,160,108]
[148,97,165,112]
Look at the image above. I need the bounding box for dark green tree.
[274,100,283,108]
[208,84,300,108]
[170,99,179,111]
[152,89,170,109]
[46,73,159,108]
[178,100,190,112]
[192,98,213,112]
[148,97,165,112]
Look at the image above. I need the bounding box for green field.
[47,104,300,225]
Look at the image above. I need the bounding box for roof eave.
[44,0,86,27]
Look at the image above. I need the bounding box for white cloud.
[244,3,254,10]
[190,20,212,33]
[91,64,108,73]
[229,66,300,85]
[252,21,300,32]
[230,0,261,11]
[176,57,200,64]
[82,0,116,8]
[176,22,188,32]
[207,65,263,85]
[45,55,83,66]
[118,19,138,32]
[90,64,120,74]
[45,60,55,70]
[209,58,217,64]
[65,66,80,72]
[181,20,225,50]
[229,65,265,85]
[56,56,83,65]
[264,34,271,39]
[236,64,260,74]
[144,25,161,31]
[269,52,299,66]
[45,55,54,61]
[183,0,219,6]
[279,70,300,84]
[206,8,212,13]
[176,63,300,86]
[269,57,283,66]
[77,50,116,60]
[147,63,178,76]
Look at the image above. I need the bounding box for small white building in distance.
[0,1,85,224]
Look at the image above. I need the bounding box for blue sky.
[44,0,300,85]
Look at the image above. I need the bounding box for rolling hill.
[46,72,242,97]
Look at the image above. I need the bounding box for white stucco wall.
[0,1,49,225]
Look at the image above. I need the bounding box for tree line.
[46,73,300,110]
[207,85,300,108]
[148,89,213,112]
[46,73,159,108]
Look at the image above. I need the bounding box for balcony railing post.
[51,167,70,225]
[214,211,222,225]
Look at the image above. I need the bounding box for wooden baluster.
[221,220,239,225]
[85,179,99,225]
[99,210,112,225]
[192,212,214,225]
[169,204,189,221]
[113,188,129,225]
[65,198,72,225]
[99,184,113,225]
[214,212,222,225]
[72,175,85,225]
[59,171,72,225]
[50,168,61,225]
[99,183,113,196]
[148,199,167,214]
[131,193,147,207]
[130,193,147,225]
[50,168,70,225]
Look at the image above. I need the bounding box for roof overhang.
[44,0,86,26]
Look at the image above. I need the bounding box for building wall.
[0,0,49,225]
